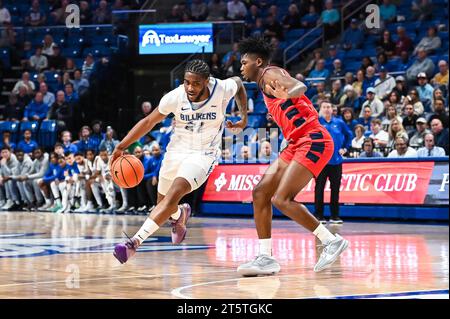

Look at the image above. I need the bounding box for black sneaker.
[9,203,22,211]
[329,217,343,224]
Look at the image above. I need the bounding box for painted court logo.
[0,233,210,258]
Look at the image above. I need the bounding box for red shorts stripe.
[279,126,334,177]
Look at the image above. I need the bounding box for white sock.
[171,207,181,220]
[259,238,272,256]
[313,224,336,245]
[92,184,103,206]
[133,218,159,245]
[120,188,128,207]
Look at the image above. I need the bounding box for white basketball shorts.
[158,151,218,195]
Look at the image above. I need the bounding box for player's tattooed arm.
[226,76,248,130]
[263,68,307,99]
[112,109,167,164]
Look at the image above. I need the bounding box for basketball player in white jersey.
[112,60,248,264]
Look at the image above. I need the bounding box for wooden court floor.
[0,212,448,299]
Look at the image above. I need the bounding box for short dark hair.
[74,152,84,157]
[23,129,32,134]
[363,137,375,148]
[64,151,74,157]
[54,142,63,148]
[99,147,108,153]
[184,59,210,78]
[238,36,274,61]
[15,148,24,154]
[65,82,74,89]
[342,107,355,119]
[34,147,44,153]
[1,145,11,152]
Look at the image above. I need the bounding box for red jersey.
[258,66,320,141]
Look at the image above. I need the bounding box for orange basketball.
[110,155,144,188]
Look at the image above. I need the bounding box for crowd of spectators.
[287,0,449,158]
[0,0,448,213]
[0,114,165,213]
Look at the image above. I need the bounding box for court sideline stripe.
[0,269,235,289]
[171,276,450,299]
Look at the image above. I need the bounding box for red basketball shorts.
[279,126,334,178]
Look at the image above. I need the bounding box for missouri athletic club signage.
[203,161,449,206]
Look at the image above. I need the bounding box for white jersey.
[158,77,238,157]
[94,156,110,176]
[77,159,91,175]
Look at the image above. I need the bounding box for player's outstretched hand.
[265,80,289,99]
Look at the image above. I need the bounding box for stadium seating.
[37,120,57,150]
[0,121,20,142]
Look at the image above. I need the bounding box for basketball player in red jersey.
[236,37,349,276]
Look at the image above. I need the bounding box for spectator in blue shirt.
[61,130,78,154]
[245,5,259,32]
[90,121,104,151]
[342,19,364,50]
[75,126,98,153]
[25,0,47,26]
[320,0,340,40]
[64,83,79,104]
[23,92,49,121]
[250,18,265,37]
[380,0,397,22]
[398,50,413,72]
[357,106,373,131]
[73,69,90,96]
[39,82,55,107]
[362,66,377,95]
[99,126,119,155]
[308,59,329,84]
[17,129,39,154]
[222,42,241,77]
[341,107,359,132]
[82,54,95,80]
[359,137,384,157]
[301,5,319,28]
[144,143,164,207]
[315,101,353,224]
[416,72,434,111]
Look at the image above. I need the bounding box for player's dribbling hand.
[110,147,123,167]
[226,119,247,133]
